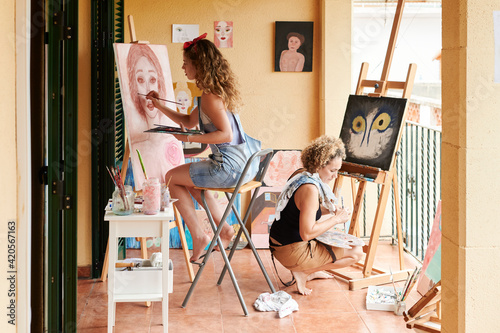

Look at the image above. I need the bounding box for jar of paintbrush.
[112,185,136,215]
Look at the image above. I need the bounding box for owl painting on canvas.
[339,95,408,171]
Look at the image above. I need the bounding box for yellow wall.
[0,3,17,226]
[78,0,93,267]
[1,1,18,332]
[441,0,500,331]
[125,0,322,149]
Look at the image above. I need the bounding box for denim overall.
[188,97,261,188]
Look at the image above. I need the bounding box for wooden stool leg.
[174,204,195,282]
[100,239,109,282]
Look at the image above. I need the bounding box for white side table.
[105,208,174,333]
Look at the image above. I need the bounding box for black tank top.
[269,186,322,246]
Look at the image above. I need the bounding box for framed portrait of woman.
[114,43,184,190]
[274,21,314,72]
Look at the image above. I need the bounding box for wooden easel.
[328,0,417,290]
[100,15,195,285]
[404,281,441,332]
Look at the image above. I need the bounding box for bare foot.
[291,271,312,296]
[307,271,334,281]
[214,225,235,252]
[190,234,211,262]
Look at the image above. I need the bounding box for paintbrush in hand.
[138,93,182,105]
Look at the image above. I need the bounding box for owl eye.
[372,112,392,132]
[351,116,366,133]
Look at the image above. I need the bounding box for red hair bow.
[183,33,208,50]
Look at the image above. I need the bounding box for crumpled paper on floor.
[253,291,298,318]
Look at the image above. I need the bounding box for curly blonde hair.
[183,39,241,112]
[301,135,346,173]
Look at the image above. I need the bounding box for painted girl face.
[135,56,159,118]
[317,156,342,184]
[176,90,192,113]
[215,21,233,43]
[288,36,302,51]
[182,55,196,81]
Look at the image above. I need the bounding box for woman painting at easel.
[146,34,261,262]
[269,136,364,295]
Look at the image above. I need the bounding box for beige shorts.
[270,237,344,272]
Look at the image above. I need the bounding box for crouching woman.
[269,135,364,295]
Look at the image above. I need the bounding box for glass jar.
[112,185,136,215]
[143,177,161,215]
[161,184,171,211]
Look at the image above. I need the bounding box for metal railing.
[396,121,441,261]
[357,120,441,262]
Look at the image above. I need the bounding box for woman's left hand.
[171,134,187,142]
[171,122,194,142]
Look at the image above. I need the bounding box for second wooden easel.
[328,0,417,290]
[100,15,195,285]
[404,281,441,332]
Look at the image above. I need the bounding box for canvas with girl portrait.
[114,43,184,190]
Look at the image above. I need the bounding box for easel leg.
[174,204,195,282]
[350,178,357,210]
[363,173,393,277]
[140,237,148,259]
[392,172,405,270]
[349,180,367,238]
[333,175,344,198]
[120,140,130,180]
[100,240,109,282]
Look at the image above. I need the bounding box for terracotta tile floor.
[77,241,422,332]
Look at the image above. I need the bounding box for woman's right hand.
[146,90,162,109]
[333,207,352,225]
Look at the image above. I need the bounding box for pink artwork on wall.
[214,21,233,48]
